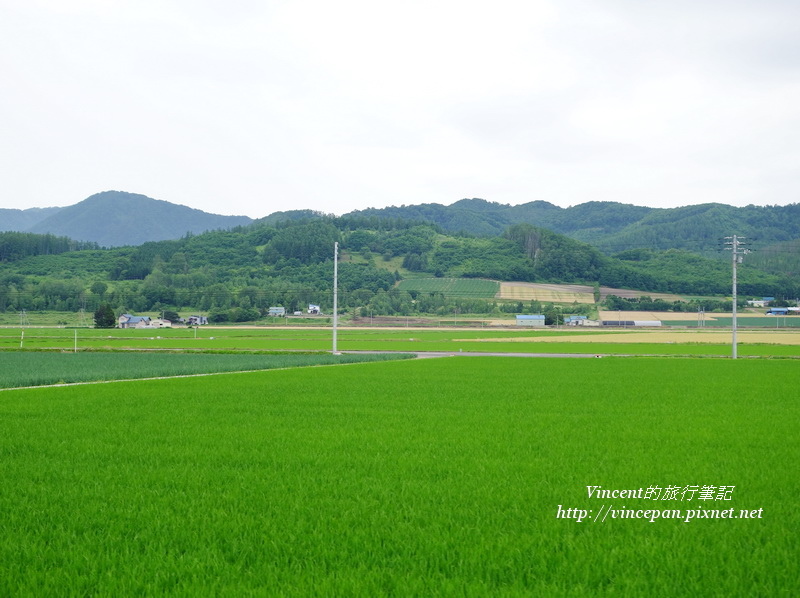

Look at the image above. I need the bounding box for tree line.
[0,232,98,262]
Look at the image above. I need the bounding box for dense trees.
[93,303,116,328]
[613,249,783,296]
[604,295,734,313]
[0,232,98,262]
[263,220,340,265]
[348,199,800,256]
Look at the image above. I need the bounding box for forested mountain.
[254,209,332,226]
[2,191,799,323]
[5,191,253,247]
[6,192,800,257]
[1,216,794,322]
[747,238,800,278]
[594,203,800,254]
[351,199,800,255]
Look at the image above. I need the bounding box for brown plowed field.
[498,282,683,303]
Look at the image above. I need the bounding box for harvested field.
[499,283,684,303]
[498,283,595,303]
[463,330,800,345]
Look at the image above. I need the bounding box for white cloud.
[0,0,798,216]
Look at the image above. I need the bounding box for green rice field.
[1,357,797,595]
[3,326,800,358]
[0,352,411,389]
[669,316,800,328]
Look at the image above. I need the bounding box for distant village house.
[118,314,152,329]
[748,297,775,308]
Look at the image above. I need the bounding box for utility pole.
[333,242,339,354]
[725,235,749,359]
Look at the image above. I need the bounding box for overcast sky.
[2,0,799,218]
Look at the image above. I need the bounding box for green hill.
[350,198,800,256]
[8,192,800,260]
[1,215,793,322]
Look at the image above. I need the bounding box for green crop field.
[397,277,500,298]
[668,316,800,328]
[1,357,797,595]
[0,352,412,389]
[4,326,800,358]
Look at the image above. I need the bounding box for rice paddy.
[1,357,797,595]
[0,352,412,389]
[3,325,800,358]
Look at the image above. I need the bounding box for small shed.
[516,314,545,327]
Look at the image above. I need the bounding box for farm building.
[118,314,152,329]
[268,307,286,317]
[516,315,545,327]
[565,316,600,327]
[750,298,779,307]
[307,304,321,315]
[186,315,208,326]
[767,307,789,315]
[564,315,587,324]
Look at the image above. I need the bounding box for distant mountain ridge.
[4,192,800,256]
[1,206,63,231]
[4,191,252,247]
[350,199,653,239]
[351,198,800,255]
